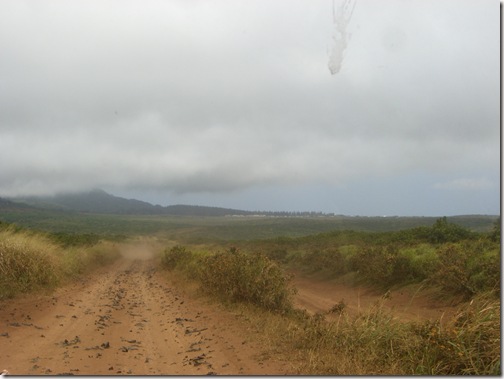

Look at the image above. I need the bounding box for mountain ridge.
[7,189,255,216]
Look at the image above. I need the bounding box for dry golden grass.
[221,294,500,375]
[0,228,120,299]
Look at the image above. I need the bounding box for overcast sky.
[0,0,500,216]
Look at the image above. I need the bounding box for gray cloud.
[0,0,499,214]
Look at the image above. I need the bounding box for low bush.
[199,248,295,312]
[350,245,419,287]
[163,246,295,313]
[161,245,204,280]
[162,245,189,270]
[428,242,500,299]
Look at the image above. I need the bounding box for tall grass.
[410,293,500,374]
[0,228,120,299]
[0,230,60,298]
[225,293,500,375]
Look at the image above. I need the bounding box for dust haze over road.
[118,241,158,261]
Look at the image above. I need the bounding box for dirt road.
[0,255,291,375]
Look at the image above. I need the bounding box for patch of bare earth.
[0,257,292,375]
[290,270,459,323]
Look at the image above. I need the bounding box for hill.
[8,189,252,216]
[0,197,37,211]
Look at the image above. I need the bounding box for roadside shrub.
[429,244,473,298]
[0,231,61,298]
[161,245,204,280]
[198,248,295,312]
[428,242,499,299]
[350,246,417,287]
[466,245,500,296]
[162,245,189,270]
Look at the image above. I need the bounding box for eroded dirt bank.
[0,256,291,375]
[290,270,458,322]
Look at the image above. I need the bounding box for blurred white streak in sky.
[328,0,356,74]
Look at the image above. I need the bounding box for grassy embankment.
[0,222,121,300]
[161,218,501,375]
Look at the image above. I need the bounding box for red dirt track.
[0,256,291,375]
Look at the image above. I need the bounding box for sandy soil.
[0,251,292,375]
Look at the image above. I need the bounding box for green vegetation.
[222,219,500,298]
[163,246,295,312]
[0,207,497,242]
[161,218,500,375]
[0,224,120,299]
